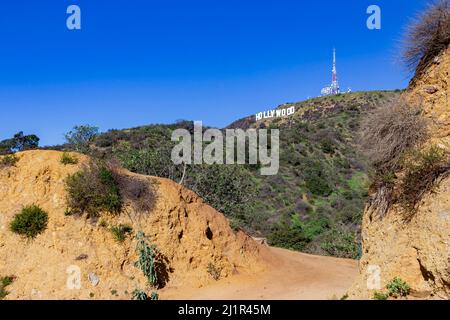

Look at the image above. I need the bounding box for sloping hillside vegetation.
[46,91,400,258]
[245,91,400,258]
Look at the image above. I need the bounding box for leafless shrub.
[398,145,450,216]
[402,0,450,73]
[367,185,394,219]
[360,98,432,218]
[115,173,157,213]
[360,98,429,182]
[107,158,157,213]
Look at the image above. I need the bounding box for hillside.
[76,91,400,259]
[0,150,357,300]
[236,91,401,258]
[0,150,265,299]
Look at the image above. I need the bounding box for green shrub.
[0,131,39,155]
[132,289,148,300]
[150,291,159,300]
[60,152,78,165]
[269,214,329,251]
[269,222,308,251]
[0,154,19,167]
[65,162,122,217]
[185,164,257,222]
[0,276,14,300]
[1,276,13,287]
[135,231,158,287]
[320,228,359,259]
[386,277,410,297]
[10,205,48,238]
[304,171,332,196]
[207,262,221,281]
[320,139,336,154]
[99,219,108,228]
[113,140,182,180]
[373,291,389,300]
[110,224,133,242]
[64,125,99,154]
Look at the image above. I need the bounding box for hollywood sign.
[255,106,295,121]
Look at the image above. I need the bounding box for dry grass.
[399,145,450,215]
[359,99,450,219]
[114,173,157,213]
[364,138,450,219]
[360,98,429,182]
[402,0,450,74]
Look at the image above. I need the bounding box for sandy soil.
[161,246,359,300]
[0,150,359,300]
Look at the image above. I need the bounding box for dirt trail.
[161,246,358,300]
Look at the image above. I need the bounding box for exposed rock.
[349,45,450,300]
[423,86,438,94]
[31,288,42,299]
[75,254,88,261]
[252,237,268,246]
[88,272,100,287]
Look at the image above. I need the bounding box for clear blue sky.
[0,0,430,146]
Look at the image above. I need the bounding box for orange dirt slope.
[0,150,357,300]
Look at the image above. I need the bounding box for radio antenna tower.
[321,48,341,96]
[331,48,340,94]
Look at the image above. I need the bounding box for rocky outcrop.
[350,46,450,299]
